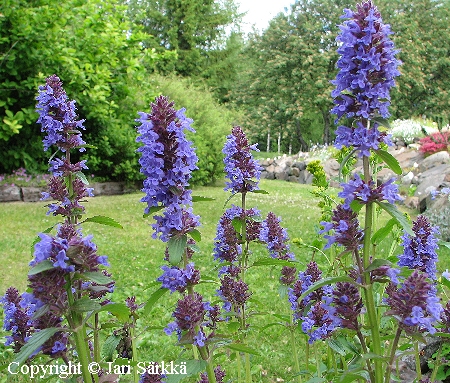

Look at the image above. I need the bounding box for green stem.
[385,327,402,383]
[129,319,139,383]
[290,314,302,383]
[415,341,422,381]
[67,282,93,383]
[362,156,383,383]
[237,351,242,383]
[430,342,443,382]
[245,352,251,383]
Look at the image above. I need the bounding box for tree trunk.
[277,130,281,154]
[295,120,309,152]
[322,109,332,145]
[267,129,271,152]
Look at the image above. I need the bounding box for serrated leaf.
[143,206,164,217]
[71,297,102,312]
[251,258,297,267]
[164,360,207,383]
[167,234,187,265]
[231,217,243,233]
[376,201,413,236]
[82,271,114,285]
[192,195,215,202]
[188,229,201,242]
[82,215,123,229]
[299,276,356,302]
[252,189,269,195]
[365,258,392,272]
[102,334,121,361]
[144,288,169,315]
[225,343,260,355]
[98,303,130,322]
[28,260,54,275]
[75,171,89,185]
[371,218,397,244]
[11,328,61,371]
[375,149,402,175]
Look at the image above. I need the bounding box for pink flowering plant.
[2,2,450,383]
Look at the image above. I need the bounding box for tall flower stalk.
[1,75,120,383]
[136,96,218,383]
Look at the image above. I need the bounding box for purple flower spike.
[332,282,363,330]
[331,1,401,123]
[36,74,86,152]
[398,215,440,280]
[136,96,198,215]
[338,173,402,209]
[198,365,226,383]
[319,204,364,250]
[385,270,442,334]
[223,126,262,194]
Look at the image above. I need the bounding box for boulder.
[419,151,449,172]
[22,187,46,202]
[91,182,125,196]
[0,185,21,202]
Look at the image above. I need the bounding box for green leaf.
[98,303,130,322]
[349,200,364,213]
[371,218,397,244]
[11,328,61,371]
[143,206,164,218]
[163,360,207,383]
[144,288,169,315]
[365,258,392,273]
[225,343,260,355]
[375,149,402,175]
[339,148,358,181]
[376,201,413,236]
[188,229,202,242]
[251,258,297,267]
[102,334,121,361]
[74,171,90,185]
[252,189,269,195]
[82,271,114,285]
[71,297,102,312]
[82,215,123,229]
[28,260,54,276]
[231,217,243,233]
[192,195,215,202]
[299,276,356,302]
[372,117,391,129]
[167,234,187,265]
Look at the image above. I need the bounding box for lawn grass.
[1,179,449,382]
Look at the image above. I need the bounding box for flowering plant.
[2,2,450,383]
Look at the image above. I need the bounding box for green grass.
[1,179,449,382]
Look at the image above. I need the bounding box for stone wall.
[0,182,127,202]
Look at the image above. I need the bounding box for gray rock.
[92,182,124,196]
[0,185,21,202]
[22,187,46,202]
[419,151,449,172]
[287,176,300,183]
[292,161,306,171]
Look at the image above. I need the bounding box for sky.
[237,0,294,34]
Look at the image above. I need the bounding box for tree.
[0,0,168,181]
[378,0,450,124]
[126,0,238,77]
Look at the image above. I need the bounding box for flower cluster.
[164,293,220,348]
[398,215,440,280]
[198,365,226,383]
[136,96,200,241]
[36,75,94,216]
[385,270,442,334]
[260,212,296,285]
[319,204,364,250]
[223,126,262,194]
[332,282,363,331]
[288,262,340,343]
[36,74,86,152]
[1,288,67,358]
[338,173,401,209]
[156,263,200,293]
[331,1,400,122]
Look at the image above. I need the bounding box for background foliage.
[1,0,449,180]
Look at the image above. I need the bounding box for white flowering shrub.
[390,119,438,144]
